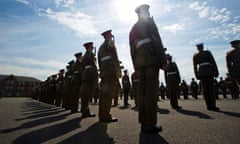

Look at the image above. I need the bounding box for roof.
[0,74,42,83]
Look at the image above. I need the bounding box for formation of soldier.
[32,4,240,134]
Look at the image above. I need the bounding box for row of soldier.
[32,4,240,133]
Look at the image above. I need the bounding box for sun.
[113,0,149,23]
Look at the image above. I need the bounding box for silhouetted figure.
[218,77,227,99]
[55,69,65,106]
[71,52,83,113]
[129,4,167,133]
[193,43,220,111]
[165,54,181,109]
[180,80,189,100]
[190,78,198,99]
[80,42,98,118]
[122,70,131,107]
[159,82,166,100]
[98,30,121,122]
[226,40,240,85]
[131,71,139,108]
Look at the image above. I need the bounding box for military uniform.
[62,60,74,110]
[193,43,219,111]
[131,71,139,108]
[55,69,65,106]
[98,30,121,122]
[218,77,227,98]
[190,78,198,99]
[165,55,181,109]
[129,4,167,133]
[180,80,189,99]
[159,82,166,100]
[80,42,98,117]
[226,40,240,85]
[122,70,131,106]
[70,53,83,113]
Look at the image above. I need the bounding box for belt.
[67,75,72,78]
[136,38,151,49]
[101,55,112,62]
[167,71,177,76]
[85,65,92,69]
[74,71,79,74]
[199,62,210,66]
[133,80,139,82]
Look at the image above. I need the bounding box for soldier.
[180,80,189,99]
[159,82,166,100]
[48,74,57,105]
[122,70,131,107]
[165,54,181,109]
[218,77,227,99]
[129,4,167,133]
[225,73,239,99]
[70,52,83,113]
[80,42,98,117]
[190,78,198,99]
[98,29,122,122]
[131,71,139,108]
[226,40,240,85]
[193,43,220,111]
[62,60,74,110]
[55,69,65,106]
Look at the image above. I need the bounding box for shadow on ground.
[59,122,115,144]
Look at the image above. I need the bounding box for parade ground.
[0,96,239,144]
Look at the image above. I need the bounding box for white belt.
[167,71,177,76]
[74,71,79,74]
[133,80,139,82]
[101,55,112,62]
[199,62,210,66]
[67,75,72,78]
[136,38,151,49]
[85,65,92,69]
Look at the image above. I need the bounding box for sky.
[0,0,240,83]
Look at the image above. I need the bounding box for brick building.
[0,74,42,97]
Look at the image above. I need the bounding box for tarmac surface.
[0,96,239,144]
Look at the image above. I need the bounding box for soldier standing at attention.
[193,43,220,111]
[226,40,240,86]
[218,77,227,99]
[122,70,131,107]
[70,52,83,113]
[80,42,98,118]
[62,61,74,110]
[190,78,198,99]
[159,82,166,100]
[180,80,189,99]
[55,69,65,106]
[131,71,139,108]
[165,54,181,109]
[129,4,167,133]
[98,30,122,122]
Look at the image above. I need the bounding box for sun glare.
[114,0,149,23]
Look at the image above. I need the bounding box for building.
[0,74,42,97]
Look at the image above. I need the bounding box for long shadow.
[139,132,169,144]
[20,101,54,112]
[22,107,63,116]
[176,108,212,119]
[59,122,115,144]
[16,109,66,121]
[214,110,240,118]
[12,117,82,144]
[0,112,71,133]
